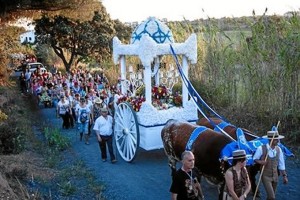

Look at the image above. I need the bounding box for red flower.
[152,86,168,99]
[117,95,145,111]
[173,94,182,106]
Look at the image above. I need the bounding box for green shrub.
[172,82,182,95]
[58,181,76,196]
[0,119,25,154]
[44,127,70,151]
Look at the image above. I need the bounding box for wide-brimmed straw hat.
[263,131,284,140]
[232,150,247,160]
[95,98,103,104]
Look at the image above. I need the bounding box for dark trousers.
[60,113,70,129]
[72,108,77,123]
[68,109,74,128]
[88,121,92,136]
[98,135,115,161]
[20,81,27,93]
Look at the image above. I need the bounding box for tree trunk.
[52,45,75,72]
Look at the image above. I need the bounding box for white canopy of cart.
[112,17,197,106]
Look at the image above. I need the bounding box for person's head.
[181,151,195,171]
[101,107,109,116]
[65,90,70,96]
[89,88,95,94]
[60,94,65,100]
[80,97,85,104]
[75,93,80,99]
[94,97,103,106]
[232,150,247,166]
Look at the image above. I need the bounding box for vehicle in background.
[13,62,46,77]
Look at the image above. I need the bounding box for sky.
[102,0,300,23]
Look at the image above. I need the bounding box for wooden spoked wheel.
[114,102,140,162]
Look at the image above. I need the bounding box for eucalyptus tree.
[35,10,115,72]
[113,19,133,43]
[0,0,102,22]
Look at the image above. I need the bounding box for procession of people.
[19,65,120,164]
[17,64,290,198]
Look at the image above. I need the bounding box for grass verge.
[0,79,105,199]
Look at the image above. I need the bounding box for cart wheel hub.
[123,128,130,135]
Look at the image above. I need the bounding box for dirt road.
[41,107,299,200]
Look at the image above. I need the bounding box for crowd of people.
[19,65,120,163]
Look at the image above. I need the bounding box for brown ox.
[197,117,260,195]
[197,117,258,141]
[161,119,233,198]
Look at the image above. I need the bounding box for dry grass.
[0,80,57,199]
[0,78,104,199]
[0,151,58,199]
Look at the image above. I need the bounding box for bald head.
[181,151,194,161]
[181,151,195,171]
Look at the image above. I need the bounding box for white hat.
[263,131,284,140]
[94,98,103,104]
[232,150,247,160]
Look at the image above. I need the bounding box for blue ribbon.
[214,121,232,132]
[185,126,207,150]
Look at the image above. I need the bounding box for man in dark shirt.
[170,151,204,200]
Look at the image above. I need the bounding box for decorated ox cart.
[112,17,198,162]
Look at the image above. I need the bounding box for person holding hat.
[93,106,117,163]
[253,131,288,200]
[223,150,251,200]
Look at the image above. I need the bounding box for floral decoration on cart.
[117,85,182,111]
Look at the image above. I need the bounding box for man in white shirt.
[253,131,288,200]
[93,107,117,163]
